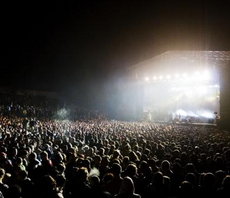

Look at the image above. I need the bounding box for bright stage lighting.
[176,109,187,116]
[197,86,207,95]
[193,71,202,81]
[185,90,193,97]
[194,71,201,76]
[142,66,218,123]
[166,75,171,80]
[187,111,199,117]
[182,73,188,78]
[203,70,211,81]
[174,73,180,79]
[142,69,213,85]
[199,111,215,119]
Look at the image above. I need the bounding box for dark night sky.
[1,0,230,94]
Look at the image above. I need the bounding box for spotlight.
[144,77,149,81]
[194,71,201,76]
[203,70,211,81]
[200,111,215,119]
[174,73,180,79]
[197,86,207,94]
[166,75,171,80]
[193,71,202,81]
[159,75,163,80]
[182,73,188,78]
[176,109,187,116]
[153,76,157,80]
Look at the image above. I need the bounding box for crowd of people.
[0,97,230,198]
[0,94,106,120]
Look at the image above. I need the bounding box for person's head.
[9,147,18,157]
[16,157,23,166]
[110,163,122,176]
[98,148,105,156]
[118,177,135,195]
[56,163,66,174]
[89,175,100,188]
[215,170,225,188]
[101,156,109,166]
[185,163,196,174]
[0,152,7,161]
[0,168,5,182]
[54,152,64,162]
[129,151,139,162]
[94,155,102,166]
[102,173,114,185]
[40,151,49,161]
[113,150,121,158]
[125,164,137,177]
[76,167,88,182]
[153,171,164,185]
[222,175,230,190]
[28,152,37,161]
[161,160,170,171]
[201,172,215,189]
[82,159,91,171]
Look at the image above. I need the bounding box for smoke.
[56,108,70,120]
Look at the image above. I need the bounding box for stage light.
[199,111,215,119]
[187,111,199,117]
[203,70,211,81]
[193,71,202,81]
[194,71,201,76]
[174,73,180,79]
[197,86,207,95]
[182,73,188,78]
[176,109,187,116]
[166,75,171,80]
[185,90,193,97]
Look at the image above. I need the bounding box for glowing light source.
[182,73,188,78]
[142,67,218,123]
[193,71,202,81]
[142,69,213,83]
[159,75,163,80]
[197,86,207,94]
[194,71,201,76]
[203,70,211,81]
[200,111,215,119]
[166,75,171,79]
[174,73,180,79]
[176,109,187,116]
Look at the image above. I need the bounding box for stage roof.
[130,51,230,78]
